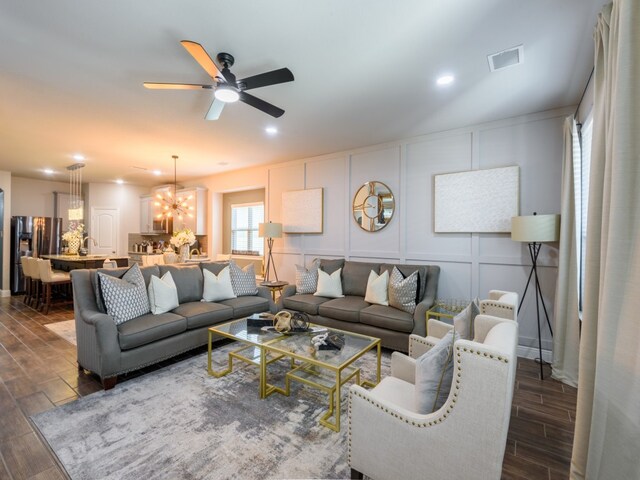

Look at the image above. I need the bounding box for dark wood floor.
[0,295,577,480]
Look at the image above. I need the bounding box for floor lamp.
[511,213,560,379]
[259,221,282,284]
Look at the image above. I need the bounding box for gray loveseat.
[277,259,439,351]
[71,262,276,389]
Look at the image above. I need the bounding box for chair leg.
[43,283,52,315]
[350,468,364,479]
[23,277,31,304]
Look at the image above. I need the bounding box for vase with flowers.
[62,222,85,255]
[171,227,196,263]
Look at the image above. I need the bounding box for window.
[231,203,264,256]
[575,114,593,311]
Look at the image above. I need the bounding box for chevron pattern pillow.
[98,264,150,325]
[229,261,258,297]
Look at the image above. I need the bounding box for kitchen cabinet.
[140,195,166,234]
[174,187,207,235]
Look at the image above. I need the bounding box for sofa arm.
[391,352,416,384]
[412,299,432,338]
[276,284,298,310]
[77,310,121,375]
[256,286,278,313]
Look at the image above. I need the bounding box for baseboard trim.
[0,290,10,298]
[517,345,552,363]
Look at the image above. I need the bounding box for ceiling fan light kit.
[144,40,294,120]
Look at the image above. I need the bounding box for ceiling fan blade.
[239,68,294,91]
[239,92,285,118]
[144,82,213,90]
[205,98,225,120]
[180,40,223,80]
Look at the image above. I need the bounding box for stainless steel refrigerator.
[10,216,62,294]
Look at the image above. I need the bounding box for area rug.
[32,342,390,479]
[44,319,77,345]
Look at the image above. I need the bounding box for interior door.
[90,207,119,255]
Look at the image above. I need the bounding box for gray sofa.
[71,262,276,389]
[277,259,439,351]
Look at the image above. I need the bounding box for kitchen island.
[40,254,130,271]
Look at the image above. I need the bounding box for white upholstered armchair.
[348,314,518,480]
[479,289,518,321]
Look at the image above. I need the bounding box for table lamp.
[259,221,282,283]
[511,212,560,379]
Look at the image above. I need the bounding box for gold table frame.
[207,319,381,432]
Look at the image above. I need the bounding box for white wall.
[11,177,70,217]
[0,171,11,294]
[195,106,571,353]
[85,183,149,256]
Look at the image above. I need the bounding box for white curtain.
[551,117,580,387]
[571,1,640,478]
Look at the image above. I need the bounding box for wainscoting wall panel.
[203,107,572,354]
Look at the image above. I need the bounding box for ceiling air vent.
[487,45,524,72]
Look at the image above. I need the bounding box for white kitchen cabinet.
[174,187,207,235]
[140,195,153,234]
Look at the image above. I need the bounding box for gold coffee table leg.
[207,330,234,377]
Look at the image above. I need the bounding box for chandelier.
[154,155,194,221]
[67,162,85,221]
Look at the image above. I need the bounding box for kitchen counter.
[40,254,129,271]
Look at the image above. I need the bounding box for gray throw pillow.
[228,261,258,297]
[414,329,459,413]
[295,259,319,294]
[453,299,480,340]
[389,267,418,314]
[97,264,150,325]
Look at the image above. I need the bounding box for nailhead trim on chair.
[408,336,436,357]
[481,302,514,312]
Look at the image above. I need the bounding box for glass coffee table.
[208,318,381,432]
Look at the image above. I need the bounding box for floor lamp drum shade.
[511,214,560,242]
[258,222,282,239]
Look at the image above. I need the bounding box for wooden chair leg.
[43,283,52,315]
[23,277,31,304]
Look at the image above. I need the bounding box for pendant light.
[67,162,85,221]
[154,155,194,222]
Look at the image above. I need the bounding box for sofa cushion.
[380,263,428,303]
[172,302,234,330]
[93,265,159,313]
[219,296,271,318]
[360,304,414,333]
[342,261,381,297]
[282,294,331,315]
[318,296,370,323]
[117,312,186,350]
[318,258,345,274]
[98,264,150,325]
[158,264,203,304]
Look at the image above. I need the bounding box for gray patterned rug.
[32,342,390,480]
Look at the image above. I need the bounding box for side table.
[425,302,467,336]
[260,281,289,301]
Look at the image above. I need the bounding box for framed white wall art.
[434,166,519,233]
[282,188,323,233]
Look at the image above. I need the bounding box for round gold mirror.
[352,181,395,232]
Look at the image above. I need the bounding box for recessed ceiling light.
[115,179,124,185]
[73,154,85,161]
[436,75,455,86]
[44,168,54,175]
[265,127,278,135]
[152,170,162,176]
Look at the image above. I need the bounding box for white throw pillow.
[314,268,344,298]
[148,271,179,315]
[202,267,237,302]
[364,270,389,306]
[453,299,480,340]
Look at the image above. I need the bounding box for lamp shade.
[259,222,283,238]
[511,214,560,242]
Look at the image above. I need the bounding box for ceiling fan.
[144,40,294,120]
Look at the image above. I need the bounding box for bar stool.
[37,259,72,315]
[20,256,33,305]
[24,257,42,309]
